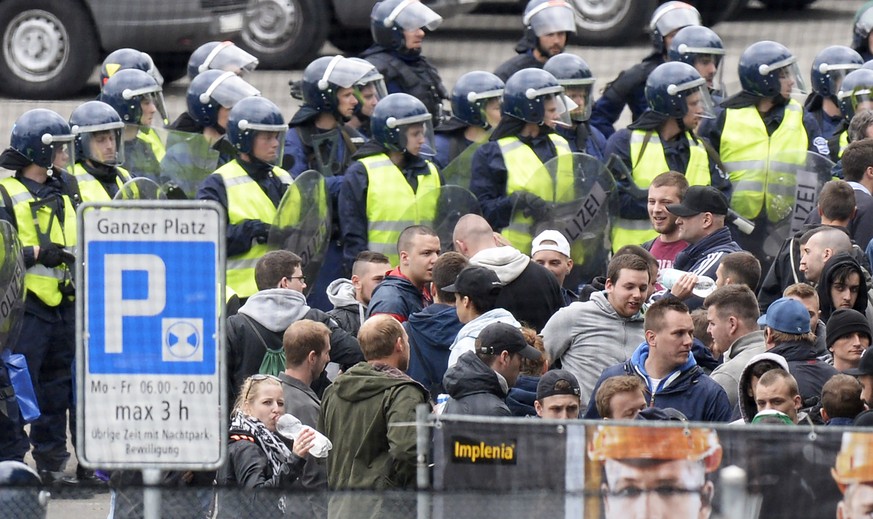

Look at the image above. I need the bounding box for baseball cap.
[666,185,729,217]
[531,230,571,258]
[536,369,581,401]
[845,347,873,376]
[476,322,542,361]
[751,409,794,425]
[442,265,503,298]
[757,297,811,334]
[826,308,872,351]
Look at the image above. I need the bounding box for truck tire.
[0,0,99,98]
[236,0,328,69]
[569,0,657,46]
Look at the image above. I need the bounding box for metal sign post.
[75,201,226,517]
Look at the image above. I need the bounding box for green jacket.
[318,362,429,490]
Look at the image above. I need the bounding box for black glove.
[510,191,550,221]
[37,243,74,268]
[245,220,271,244]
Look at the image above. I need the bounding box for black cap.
[826,308,872,351]
[442,266,503,298]
[845,346,873,376]
[536,370,581,401]
[666,185,729,217]
[475,322,542,361]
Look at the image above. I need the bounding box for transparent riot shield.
[113,178,167,200]
[0,221,25,353]
[440,132,489,190]
[156,128,222,199]
[431,185,482,254]
[267,170,330,297]
[507,153,617,282]
[122,125,166,181]
[757,151,833,261]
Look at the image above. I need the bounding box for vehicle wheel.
[0,0,98,98]
[328,28,372,55]
[569,0,657,46]
[758,0,816,9]
[151,53,188,85]
[236,0,328,69]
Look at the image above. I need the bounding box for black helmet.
[10,109,74,169]
[187,41,258,80]
[69,101,125,166]
[187,70,260,129]
[649,1,701,54]
[370,0,442,52]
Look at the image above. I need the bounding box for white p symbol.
[104,254,166,354]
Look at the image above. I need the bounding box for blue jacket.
[671,227,741,310]
[584,342,732,422]
[434,130,473,170]
[506,375,539,417]
[555,122,606,160]
[589,53,663,138]
[366,267,431,323]
[404,303,463,397]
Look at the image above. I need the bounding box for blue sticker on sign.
[87,240,217,375]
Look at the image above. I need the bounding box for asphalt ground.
[0,0,863,516]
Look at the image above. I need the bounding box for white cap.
[531,230,571,258]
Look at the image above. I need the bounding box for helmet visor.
[858,7,873,36]
[676,80,716,121]
[561,83,593,121]
[822,65,861,98]
[389,0,442,31]
[206,72,261,109]
[246,128,286,166]
[326,56,379,89]
[75,122,125,166]
[525,1,576,36]
[541,92,578,129]
[125,87,168,127]
[354,77,388,117]
[201,42,259,76]
[691,53,725,96]
[393,113,435,157]
[653,4,700,36]
[43,132,75,170]
[850,88,873,117]
[770,60,808,97]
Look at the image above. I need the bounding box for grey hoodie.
[447,308,521,367]
[710,330,766,410]
[326,278,365,337]
[736,352,791,423]
[238,288,310,332]
[541,291,645,404]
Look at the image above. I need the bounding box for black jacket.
[757,223,822,312]
[768,339,839,401]
[817,251,868,322]
[443,351,511,417]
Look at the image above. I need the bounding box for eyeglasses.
[243,374,281,403]
[289,275,306,283]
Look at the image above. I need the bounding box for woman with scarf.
[216,374,315,517]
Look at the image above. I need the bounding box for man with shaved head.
[799,226,853,285]
[452,214,562,331]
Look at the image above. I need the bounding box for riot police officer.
[186,40,258,80]
[543,53,607,159]
[469,67,575,252]
[345,57,387,140]
[99,68,169,179]
[99,47,164,88]
[493,0,576,82]
[434,70,504,169]
[0,110,78,485]
[339,93,442,269]
[668,25,727,102]
[590,1,701,138]
[360,0,448,124]
[852,2,873,62]
[68,101,130,201]
[805,45,864,155]
[197,96,291,299]
[605,61,725,252]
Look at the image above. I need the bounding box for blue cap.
[758,297,811,334]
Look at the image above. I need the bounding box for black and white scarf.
[229,411,292,477]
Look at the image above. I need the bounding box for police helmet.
[302,55,380,116]
[187,41,258,80]
[853,2,873,53]
[69,101,125,167]
[669,26,725,66]
[226,96,286,156]
[451,71,505,128]
[502,68,564,124]
[100,48,164,88]
[646,61,714,119]
[0,461,48,519]
[9,109,74,169]
[738,40,807,98]
[837,68,873,122]
[544,53,595,122]
[864,59,873,71]
[99,68,168,125]
[371,93,432,153]
[187,70,261,129]
[370,0,442,52]
[522,0,576,37]
[811,46,864,98]
[347,57,388,117]
[649,1,701,54]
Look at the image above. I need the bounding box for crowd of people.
[5,0,873,516]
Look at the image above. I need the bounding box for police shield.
[431,185,481,253]
[508,153,616,280]
[0,222,25,353]
[761,151,833,260]
[113,178,167,200]
[121,125,166,181]
[267,170,330,296]
[157,128,222,199]
[440,133,489,189]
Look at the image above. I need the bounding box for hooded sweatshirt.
[817,252,869,323]
[367,267,432,323]
[404,303,464,397]
[469,246,563,331]
[443,351,511,417]
[541,291,645,404]
[326,278,365,337]
[584,342,732,422]
[447,308,521,368]
[736,352,791,423]
[710,330,766,410]
[318,362,428,490]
